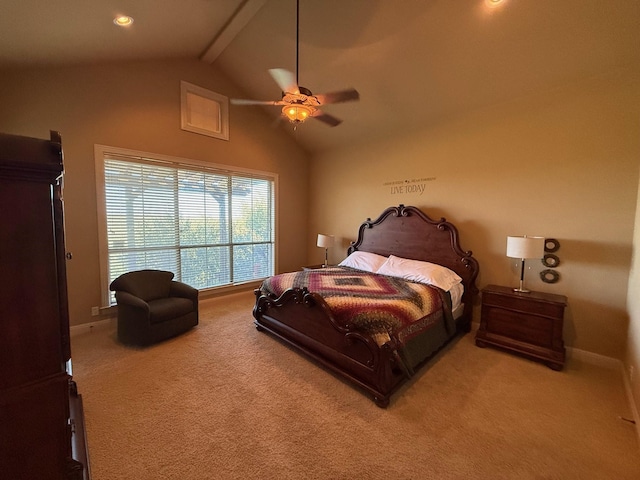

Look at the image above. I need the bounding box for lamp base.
[513,287,531,293]
[513,260,532,293]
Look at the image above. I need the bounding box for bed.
[253,204,479,407]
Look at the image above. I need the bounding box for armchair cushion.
[148,297,194,325]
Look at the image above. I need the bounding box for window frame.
[94,144,278,307]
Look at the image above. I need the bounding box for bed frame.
[253,204,479,407]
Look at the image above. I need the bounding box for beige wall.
[626,171,640,415]
[0,59,310,327]
[309,69,640,359]
[0,57,637,363]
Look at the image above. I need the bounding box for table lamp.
[506,235,545,293]
[317,234,334,268]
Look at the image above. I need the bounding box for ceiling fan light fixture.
[230,0,358,128]
[282,105,313,123]
[113,15,134,27]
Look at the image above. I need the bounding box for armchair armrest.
[114,291,150,313]
[170,281,199,303]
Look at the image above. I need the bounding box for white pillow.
[338,251,388,273]
[376,255,462,291]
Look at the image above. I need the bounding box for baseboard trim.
[621,363,640,448]
[70,317,115,337]
[566,347,620,369]
[565,347,639,447]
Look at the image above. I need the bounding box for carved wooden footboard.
[252,204,480,407]
[253,287,406,407]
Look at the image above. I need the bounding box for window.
[95,145,276,305]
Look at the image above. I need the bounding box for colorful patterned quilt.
[260,267,454,350]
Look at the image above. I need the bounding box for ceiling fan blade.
[269,68,300,94]
[315,88,360,105]
[230,98,285,106]
[311,110,342,127]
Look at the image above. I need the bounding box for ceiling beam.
[199,0,268,64]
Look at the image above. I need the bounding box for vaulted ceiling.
[2,0,639,153]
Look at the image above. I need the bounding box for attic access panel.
[181,81,229,141]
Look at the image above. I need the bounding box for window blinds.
[103,154,274,300]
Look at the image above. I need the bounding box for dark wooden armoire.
[0,131,90,479]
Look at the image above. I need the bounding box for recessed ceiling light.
[113,15,134,27]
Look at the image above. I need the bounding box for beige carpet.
[72,291,640,479]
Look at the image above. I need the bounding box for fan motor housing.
[282,86,321,107]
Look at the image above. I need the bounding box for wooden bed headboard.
[348,204,480,303]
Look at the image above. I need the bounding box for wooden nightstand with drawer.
[475,284,568,370]
[302,264,327,271]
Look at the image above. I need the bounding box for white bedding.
[449,282,464,312]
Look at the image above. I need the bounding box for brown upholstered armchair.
[109,270,199,346]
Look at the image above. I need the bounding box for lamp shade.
[317,234,334,248]
[506,236,545,259]
[283,105,313,124]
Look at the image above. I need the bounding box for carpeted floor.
[71,291,640,479]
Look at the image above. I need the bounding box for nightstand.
[302,264,327,270]
[475,284,567,370]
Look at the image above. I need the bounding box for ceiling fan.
[230,0,359,127]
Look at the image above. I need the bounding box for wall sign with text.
[383,177,436,195]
